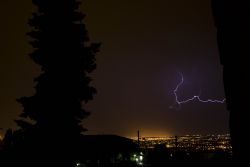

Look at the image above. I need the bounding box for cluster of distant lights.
[133,134,231,140]
[130,134,231,140]
[136,134,232,151]
[75,152,144,167]
[132,152,144,166]
[170,73,225,109]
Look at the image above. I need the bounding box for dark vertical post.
[175,135,178,150]
[137,130,140,146]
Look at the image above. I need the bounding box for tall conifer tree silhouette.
[15,0,100,166]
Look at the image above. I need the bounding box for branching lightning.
[170,73,226,109]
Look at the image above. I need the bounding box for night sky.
[0,0,229,137]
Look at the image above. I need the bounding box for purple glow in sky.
[170,73,226,109]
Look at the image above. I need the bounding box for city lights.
[132,134,232,151]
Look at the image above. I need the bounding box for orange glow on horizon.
[127,129,173,139]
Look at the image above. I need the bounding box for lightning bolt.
[170,73,226,109]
